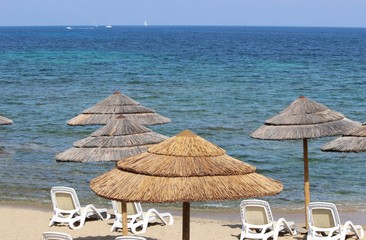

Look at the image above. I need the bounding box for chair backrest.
[51,186,80,211]
[42,231,73,240]
[308,202,341,229]
[112,201,140,216]
[240,199,273,226]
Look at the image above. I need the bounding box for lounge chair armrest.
[343,221,364,240]
[145,208,174,225]
[243,222,271,229]
[243,222,273,235]
[310,225,339,237]
[275,218,296,235]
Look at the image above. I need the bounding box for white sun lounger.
[240,199,296,240]
[111,200,173,234]
[307,202,364,240]
[49,186,110,229]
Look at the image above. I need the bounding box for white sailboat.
[106,25,112,28]
[144,21,148,27]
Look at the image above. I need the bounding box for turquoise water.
[0,26,365,210]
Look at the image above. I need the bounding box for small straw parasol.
[67,91,170,126]
[56,115,168,162]
[90,129,283,240]
[250,96,360,227]
[321,123,366,152]
[0,115,13,125]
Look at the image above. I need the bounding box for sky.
[0,0,366,27]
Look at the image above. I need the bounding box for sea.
[0,26,365,212]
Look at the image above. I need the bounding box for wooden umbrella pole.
[183,202,190,240]
[122,202,128,236]
[303,138,310,229]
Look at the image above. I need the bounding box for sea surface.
[0,26,365,211]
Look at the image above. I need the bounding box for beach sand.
[0,203,364,240]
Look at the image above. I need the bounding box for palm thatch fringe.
[56,146,156,162]
[266,97,344,125]
[83,105,155,114]
[74,132,168,148]
[67,113,170,126]
[321,137,366,152]
[251,96,360,140]
[67,91,170,126]
[267,109,344,125]
[91,116,151,136]
[90,169,283,203]
[344,123,366,137]
[57,116,168,162]
[118,152,256,177]
[95,91,139,106]
[251,118,360,140]
[0,115,13,125]
[148,130,225,157]
[321,123,366,152]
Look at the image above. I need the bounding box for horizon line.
[0,24,366,29]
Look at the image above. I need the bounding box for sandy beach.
[0,203,364,240]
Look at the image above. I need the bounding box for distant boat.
[106,25,112,28]
[144,21,148,27]
[66,27,72,30]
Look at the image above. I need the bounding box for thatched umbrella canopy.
[56,116,168,162]
[0,115,13,125]
[250,96,360,226]
[67,91,170,126]
[90,130,283,240]
[321,123,366,152]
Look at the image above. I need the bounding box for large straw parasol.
[250,96,360,226]
[67,91,170,126]
[56,115,168,162]
[90,129,283,240]
[0,115,13,125]
[321,123,366,152]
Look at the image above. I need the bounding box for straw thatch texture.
[90,130,283,203]
[321,123,366,152]
[56,146,156,162]
[67,91,170,126]
[91,170,282,203]
[0,115,13,125]
[251,96,360,140]
[56,116,168,162]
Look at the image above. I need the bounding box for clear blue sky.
[1,0,365,27]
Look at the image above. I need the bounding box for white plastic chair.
[42,231,73,240]
[49,186,110,229]
[307,202,364,240]
[115,237,147,240]
[240,199,296,240]
[111,200,173,234]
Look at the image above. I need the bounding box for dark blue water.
[0,26,366,211]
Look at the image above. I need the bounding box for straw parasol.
[250,96,360,227]
[0,115,13,125]
[67,91,170,126]
[90,129,283,240]
[321,123,366,152]
[56,115,168,162]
